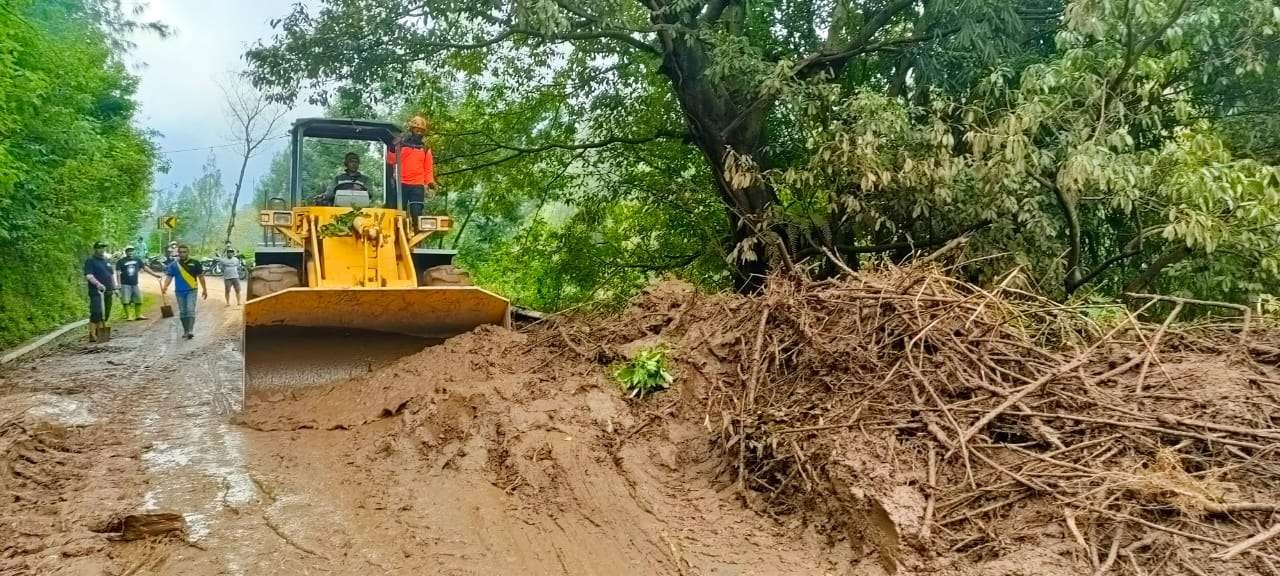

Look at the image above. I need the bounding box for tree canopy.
[247,0,1279,309]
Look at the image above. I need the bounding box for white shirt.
[220,257,243,279]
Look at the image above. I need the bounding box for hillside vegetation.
[247,0,1280,311]
[0,0,158,347]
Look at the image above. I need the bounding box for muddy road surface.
[1,291,851,575]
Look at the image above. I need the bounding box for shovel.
[160,291,174,319]
[92,290,111,343]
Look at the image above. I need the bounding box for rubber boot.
[88,323,98,343]
[135,304,147,320]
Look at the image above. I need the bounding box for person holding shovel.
[83,241,115,342]
[160,244,208,340]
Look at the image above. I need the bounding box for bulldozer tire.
[248,265,301,299]
[422,265,472,287]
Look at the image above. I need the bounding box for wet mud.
[244,326,438,398]
[1,291,847,575]
[8,283,1267,575]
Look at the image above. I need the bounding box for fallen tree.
[553,264,1280,574]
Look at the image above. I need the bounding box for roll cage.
[287,117,404,210]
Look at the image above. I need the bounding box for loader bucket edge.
[244,286,511,336]
[242,287,510,401]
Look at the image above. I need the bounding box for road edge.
[0,319,89,365]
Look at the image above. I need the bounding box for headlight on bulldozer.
[418,216,453,232]
[260,210,294,227]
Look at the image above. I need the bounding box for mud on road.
[10,280,1274,576]
[0,291,849,575]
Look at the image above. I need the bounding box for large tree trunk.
[659,34,779,292]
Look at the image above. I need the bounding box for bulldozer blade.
[242,287,510,401]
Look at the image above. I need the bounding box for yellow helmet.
[407,115,428,132]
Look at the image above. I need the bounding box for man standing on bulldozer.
[160,244,208,340]
[386,115,437,221]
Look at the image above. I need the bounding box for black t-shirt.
[83,255,114,289]
[116,256,145,286]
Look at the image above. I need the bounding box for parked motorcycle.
[202,257,222,277]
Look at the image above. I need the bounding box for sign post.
[158,216,178,253]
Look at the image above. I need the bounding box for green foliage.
[318,208,363,238]
[612,347,675,399]
[246,0,1280,310]
[0,0,156,347]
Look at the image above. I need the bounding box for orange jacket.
[387,134,435,186]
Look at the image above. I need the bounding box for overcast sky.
[129,0,320,199]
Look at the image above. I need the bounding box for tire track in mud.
[119,300,330,575]
[1,295,319,575]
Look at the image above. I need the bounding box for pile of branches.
[680,267,1280,574]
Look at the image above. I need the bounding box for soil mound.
[240,326,528,431]
[242,269,1280,575]
[242,325,843,574]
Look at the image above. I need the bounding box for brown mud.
[1,290,843,575]
[243,326,438,397]
[3,279,1277,576]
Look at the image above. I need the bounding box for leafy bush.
[612,348,675,398]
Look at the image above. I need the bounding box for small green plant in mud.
[612,347,675,398]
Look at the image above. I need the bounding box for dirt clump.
[101,513,188,541]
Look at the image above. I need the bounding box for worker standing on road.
[160,244,208,340]
[83,241,115,341]
[219,248,244,306]
[116,246,161,321]
[386,115,437,222]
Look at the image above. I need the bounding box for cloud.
[128,0,320,199]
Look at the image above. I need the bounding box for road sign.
[159,216,178,230]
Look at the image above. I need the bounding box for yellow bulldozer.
[244,118,510,401]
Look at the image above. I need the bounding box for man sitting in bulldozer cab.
[314,152,373,207]
[334,152,370,192]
